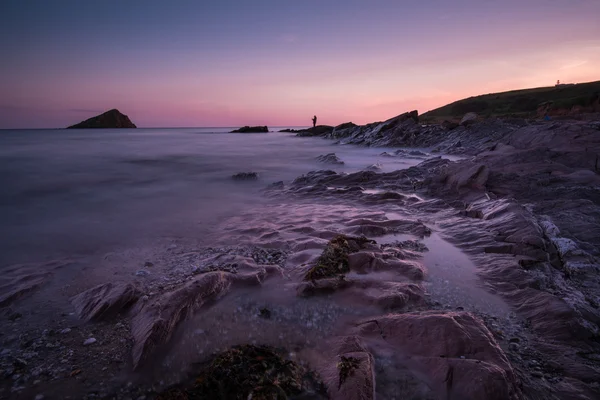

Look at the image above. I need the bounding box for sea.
[0,127,424,268]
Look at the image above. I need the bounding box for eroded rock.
[72,282,141,321]
[355,312,522,400]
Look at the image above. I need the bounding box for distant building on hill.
[555,80,575,88]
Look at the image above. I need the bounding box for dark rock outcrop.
[67,109,136,129]
[230,126,268,133]
[232,172,259,181]
[296,125,335,137]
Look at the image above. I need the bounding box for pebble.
[531,371,544,378]
[60,328,72,334]
[83,338,97,346]
[0,349,10,356]
[508,343,519,352]
[35,395,45,400]
[135,270,149,277]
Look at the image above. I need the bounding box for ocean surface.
[0,127,426,268]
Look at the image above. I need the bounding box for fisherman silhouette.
[312,115,317,128]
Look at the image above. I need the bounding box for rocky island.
[67,109,137,129]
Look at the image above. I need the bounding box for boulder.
[230,126,268,133]
[442,120,460,130]
[67,109,136,129]
[316,153,344,165]
[460,112,478,126]
[355,312,521,400]
[232,172,259,181]
[71,282,141,321]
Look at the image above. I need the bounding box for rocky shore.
[1,111,599,399]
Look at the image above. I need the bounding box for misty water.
[0,127,517,398]
[0,128,424,267]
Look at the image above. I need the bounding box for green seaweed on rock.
[303,235,375,281]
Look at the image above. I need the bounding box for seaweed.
[303,235,375,281]
[156,345,326,400]
[337,356,361,389]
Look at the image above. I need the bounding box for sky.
[1,0,599,129]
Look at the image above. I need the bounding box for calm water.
[0,128,424,267]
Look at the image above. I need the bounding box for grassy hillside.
[421,80,600,121]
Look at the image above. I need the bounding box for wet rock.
[354,312,521,400]
[135,270,149,277]
[266,181,284,190]
[446,164,489,191]
[365,163,383,171]
[130,270,275,368]
[231,172,259,181]
[316,153,344,165]
[71,282,141,321]
[83,338,97,346]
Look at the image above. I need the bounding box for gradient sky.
[1,0,599,128]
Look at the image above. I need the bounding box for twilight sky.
[1,0,599,128]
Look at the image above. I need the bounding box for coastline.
[1,113,599,399]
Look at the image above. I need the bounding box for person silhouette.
[312,115,317,128]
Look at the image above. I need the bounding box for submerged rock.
[67,109,136,129]
[316,153,344,165]
[230,126,268,133]
[232,172,259,181]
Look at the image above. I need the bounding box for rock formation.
[230,126,268,133]
[71,282,141,321]
[316,153,344,165]
[67,109,136,129]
